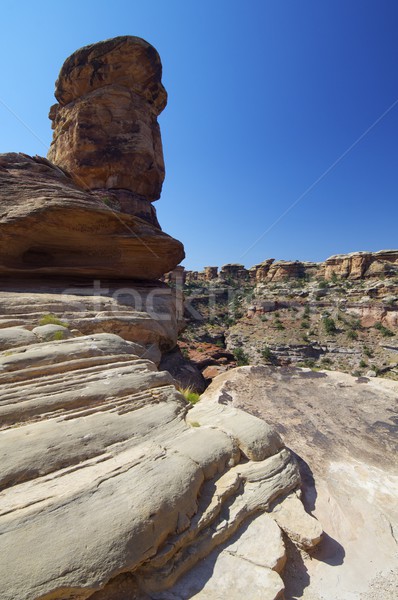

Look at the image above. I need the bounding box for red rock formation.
[48,36,166,208]
[0,153,184,279]
[0,36,185,280]
[323,250,398,280]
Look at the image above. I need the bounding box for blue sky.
[1,0,397,270]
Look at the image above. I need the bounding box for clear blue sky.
[1,0,397,270]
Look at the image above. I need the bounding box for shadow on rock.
[312,532,345,567]
[282,534,311,600]
[292,451,318,513]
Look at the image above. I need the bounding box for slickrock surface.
[0,327,320,600]
[0,279,184,359]
[48,36,166,203]
[192,366,398,600]
[0,153,184,278]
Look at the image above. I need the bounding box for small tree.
[323,316,337,335]
[261,346,274,362]
[233,347,250,366]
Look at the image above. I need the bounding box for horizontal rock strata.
[0,328,320,600]
[0,153,184,279]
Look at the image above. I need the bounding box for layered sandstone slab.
[0,328,320,600]
[194,366,398,599]
[0,278,184,358]
[0,153,184,279]
[48,36,166,200]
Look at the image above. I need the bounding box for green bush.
[374,322,395,337]
[39,314,67,327]
[347,329,358,340]
[179,387,200,404]
[323,316,337,335]
[261,346,274,362]
[233,347,250,366]
[52,331,65,341]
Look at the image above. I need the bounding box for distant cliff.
[165,249,398,284]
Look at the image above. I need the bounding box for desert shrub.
[261,346,274,361]
[233,347,250,366]
[301,359,316,368]
[350,318,362,330]
[320,357,332,366]
[323,316,337,334]
[39,314,67,327]
[275,319,285,331]
[359,359,368,368]
[52,331,65,341]
[180,346,190,359]
[301,320,310,329]
[346,329,358,340]
[363,346,374,358]
[374,322,395,337]
[179,387,200,404]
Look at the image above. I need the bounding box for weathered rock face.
[266,260,319,282]
[194,366,398,599]
[48,36,166,202]
[0,153,184,279]
[0,278,185,359]
[323,250,398,280]
[0,325,320,600]
[0,36,185,280]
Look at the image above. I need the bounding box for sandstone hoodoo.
[0,36,184,279]
[48,36,167,205]
[0,36,322,600]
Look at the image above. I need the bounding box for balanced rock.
[48,36,166,205]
